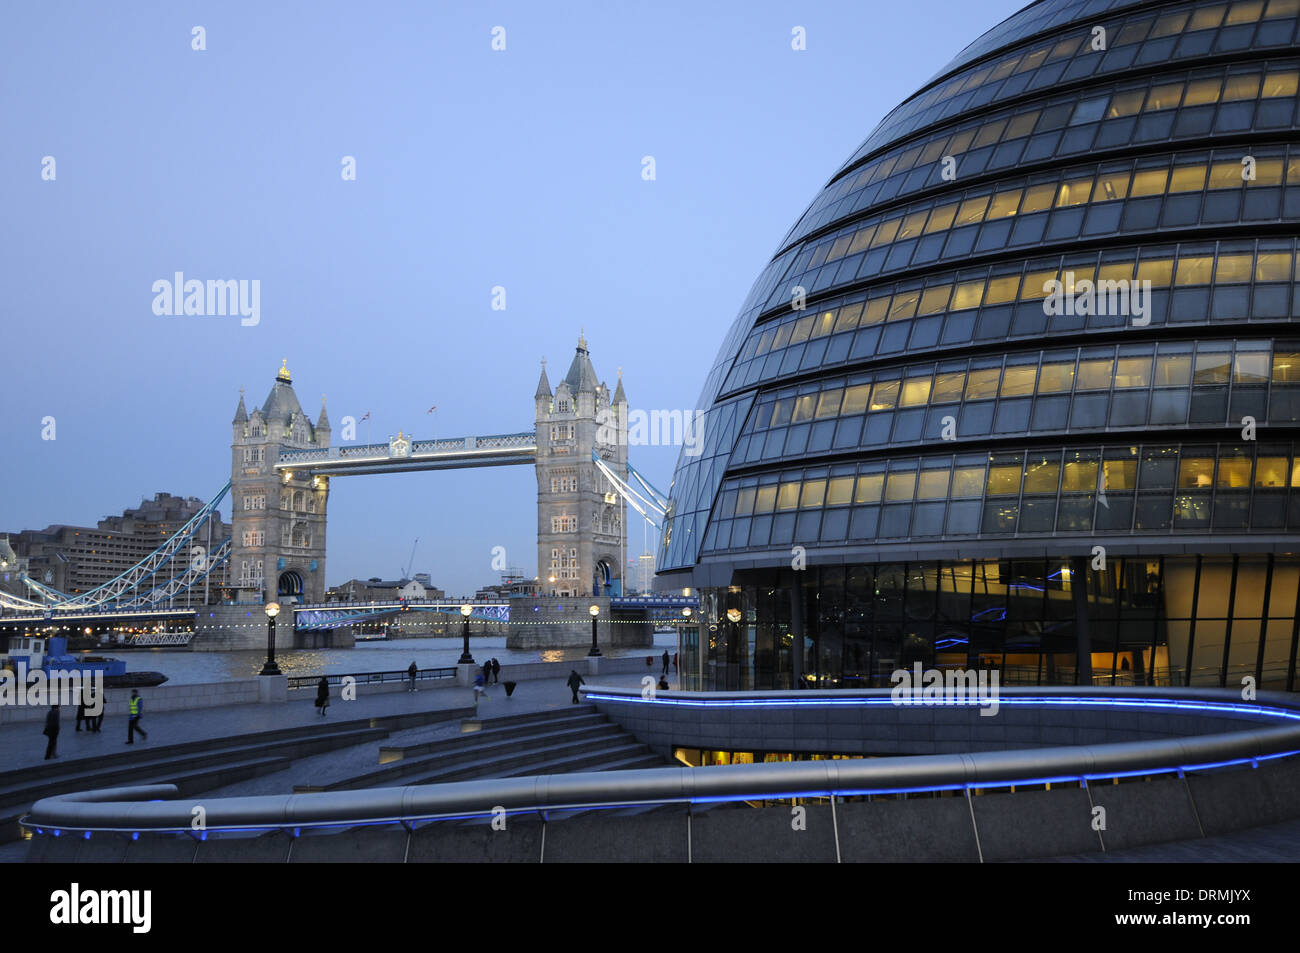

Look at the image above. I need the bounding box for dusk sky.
[1,0,1022,596]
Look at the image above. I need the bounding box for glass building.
[658,0,1300,693]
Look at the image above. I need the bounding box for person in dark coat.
[566,669,585,704]
[490,658,500,684]
[662,650,670,675]
[315,677,330,715]
[75,689,88,732]
[90,688,104,732]
[657,675,669,691]
[673,652,678,671]
[43,704,60,760]
[407,661,418,693]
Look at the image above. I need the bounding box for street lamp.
[458,604,474,664]
[260,602,281,675]
[587,603,602,657]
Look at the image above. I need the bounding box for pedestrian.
[490,658,500,684]
[662,650,670,676]
[407,660,418,693]
[126,689,147,744]
[75,689,88,732]
[566,669,585,704]
[657,675,669,691]
[482,662,492,685]
[91,688,104,732]
[673,652,678,671]
[43,703,60,760]
[473,671,488,705]
[315,676,330,716]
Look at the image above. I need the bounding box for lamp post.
[458,604,474,664]
[260,602,281,676]
[587,603,602,657]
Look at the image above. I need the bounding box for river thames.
[101,633,680,685]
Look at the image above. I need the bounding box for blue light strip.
[581,691,1300,723]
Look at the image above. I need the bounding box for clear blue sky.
[0,0,1023,596]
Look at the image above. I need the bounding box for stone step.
[311,724,630,792]
[378,712,609,762]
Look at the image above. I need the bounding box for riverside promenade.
[0,665,665,775]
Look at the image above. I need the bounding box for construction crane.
[402,538,419,579]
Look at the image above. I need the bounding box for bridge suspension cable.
[0,481,231,615]
[592,451,667,529]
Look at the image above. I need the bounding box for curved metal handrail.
[24,689,1300,837]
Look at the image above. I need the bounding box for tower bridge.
[0,334,683,650]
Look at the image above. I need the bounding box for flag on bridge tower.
[359,411,370,422]
[427,406,437,414]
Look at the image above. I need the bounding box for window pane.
[1168,165,1207,193]
[1129,169,1168,197]
[987,465,1021,495]
[1023,458,1061,493]
[899,377,933,407]
[815,388,844,418]
[917,470,950,499]
[1155,354,1192,386]
[885,471,917,502]
[1194,352,1231,383]
[1234,352,1269,383]
[1077,359,1114,389]
[1061,459,1099,491]
[1262,70,1299,98]
[1056,176,1093,207]
[854,473,884,504]
[926,204,959,233]
[1020,183,1057,213]
[951,466,985,496]
[933,371,966,402]
[870,379,900,410]
[1215,254,1254,282]
[755,486,777,512]
[1272,352,1300,382]
[1183,78,1221,106]
[1222,73,1261,101]
[1179,457,1216,488]
[1218,458,1251,488]
[1107,89,1145,118]
[956,196,990,226]
[1175,256,1214,285]
[965,368,1002,399]
[1256,457,1288,487]
[918,285,952,315]
[1091,171,1130,202]
[1103,459,1138,490]
[1114,357,1152,387]
[1136,257,1174,286]
[1001,365,1037,396]
[952,279,985,310]
[984,275,1021,304]
[842,384,872,415]
[777,482,801,510]
[1038,362,1076,392]
[827,476,855,505]
[792,395,816,422]
[1208,161,1245,190]
[987,190,1022,219]
[1146,83,1184,111]
[800,479,826,508]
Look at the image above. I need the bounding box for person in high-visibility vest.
[126,690,148,744]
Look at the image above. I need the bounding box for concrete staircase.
[0,706,472,844]
[297,704,669,793]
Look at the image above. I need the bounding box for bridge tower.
[534,333,628,598]
[230,361,331,604]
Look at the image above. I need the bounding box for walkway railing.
[286,667,456,690]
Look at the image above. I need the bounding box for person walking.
[315,676,330,716]
[473,671,488,706]
[126,690,147,744]
[407,661,418,693]
[90,688,104,733]
[673,652,678,671]
[662,650,670,676]
[566,669,585,704]
[43,703,60,760]
[75,689,88,732]
[490,658,501,684]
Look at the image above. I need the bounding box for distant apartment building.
[327,574,446,603]
[3,493,231,601]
